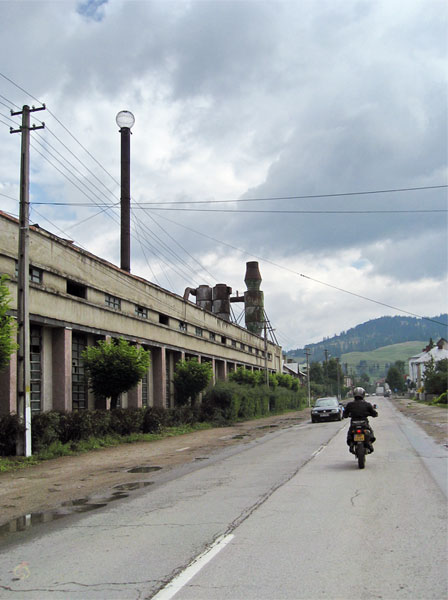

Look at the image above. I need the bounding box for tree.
[309,362,324,384]
[82,338,150,409]
[423,358,448,395]
[0,275,18,372]
[386,365,405,393]
[173,358,213,407]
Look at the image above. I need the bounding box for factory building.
[0,211,282,415]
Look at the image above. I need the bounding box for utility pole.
[305,348,311,407]
[336,357,341,401]
[264,321,269,387]
[10,104,45,457]
[324,349,329,396]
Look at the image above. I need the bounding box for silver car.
[311,396,343,423]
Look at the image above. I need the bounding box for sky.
[0,0,447,351]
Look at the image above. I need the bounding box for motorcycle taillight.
[356,429,362,434]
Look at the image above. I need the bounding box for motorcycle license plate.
[354,433,365,442]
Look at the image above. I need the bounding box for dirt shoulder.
[0,399,446,529]
[0,409,310,528]
[390,396,447,447]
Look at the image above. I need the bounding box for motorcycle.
[348,419,373,469]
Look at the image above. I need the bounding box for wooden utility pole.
[264,321,269,387]
[10,104,45,456]
[305,348,311,407]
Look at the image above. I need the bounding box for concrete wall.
[0,212,282,414]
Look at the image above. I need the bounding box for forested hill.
[288,314,448,363]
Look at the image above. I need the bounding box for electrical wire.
[152,212,448,328]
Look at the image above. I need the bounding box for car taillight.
[356,429,362,434]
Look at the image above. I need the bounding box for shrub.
[32,411,62,453]
[173,359,213,406]
[110,408,145,436]
[435,391,447,405]
[142,406,169,433]
[0,414,24,456]
[203,381,241,422]
[229,367,258,387]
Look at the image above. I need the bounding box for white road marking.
[152,534,235,600]
[175,447,190,452]
[311,444,326,458]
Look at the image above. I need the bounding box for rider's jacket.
[343,398,378,421]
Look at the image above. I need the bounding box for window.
[14,261,43,283]
[268,352,272,360]
[29,266,43,283]
[135,305,148,318]
[248,346,253,353]
[67,280,86,299]
[179,321,187,332]
[159,313,169,325]
[240,343,246,350]
[221,336,227,345]
[105,293,121,309]
[72,334,88,410]
[209,332,216,341]
[141,371,148,407]
[231,340,237,347]
[30,326,42,414]
[195,327,203,337]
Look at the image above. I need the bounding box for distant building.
[408,338,448,390]
[282,359,306,384]
[0,211,282,415]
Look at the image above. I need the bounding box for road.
[0,398,446,600]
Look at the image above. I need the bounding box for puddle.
[113,482,154,491]
[127,466,162,473]
[257,425,279,430]
[0,503,108,536]
[194,457,209,461]
[0,482,155,539]
[232,435,246,439]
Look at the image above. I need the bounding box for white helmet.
[353,387,366,399]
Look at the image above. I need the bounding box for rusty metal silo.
[196,285,213,312]
[244,261,264,335]
[212,284,232,321]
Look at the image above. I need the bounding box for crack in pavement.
[351,489,361,506]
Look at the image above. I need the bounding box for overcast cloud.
[0,0,446,350]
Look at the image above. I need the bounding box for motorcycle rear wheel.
[356,443,366,469]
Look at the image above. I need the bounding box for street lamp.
[116,110,135,272]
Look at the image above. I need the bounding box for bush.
[173,359,213,406]
[32,411,62,453]
[435,391,447,405]
[0,414,24,456]
[142,406,168,433]
[109,408,144,436]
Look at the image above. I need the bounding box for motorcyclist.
[343,387,378,453]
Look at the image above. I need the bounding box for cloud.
[0,0,446,349]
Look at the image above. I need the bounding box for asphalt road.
[0,399,446,600]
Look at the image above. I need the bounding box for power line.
[153,212,448,328]
[115,184,448,205]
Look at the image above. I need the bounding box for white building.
[408,339,448,390]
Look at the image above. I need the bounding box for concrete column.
[52,327,72,412]
[170,350,184,408]
[128,344,143,408]
[216,360,227,381]
[0,350,17,415]
[127,384,142,408]
[151,346,166,408]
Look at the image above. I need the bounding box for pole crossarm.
[10,105,46,134]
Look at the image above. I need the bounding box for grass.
[0,422,213,474]
[341,341,425,378]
